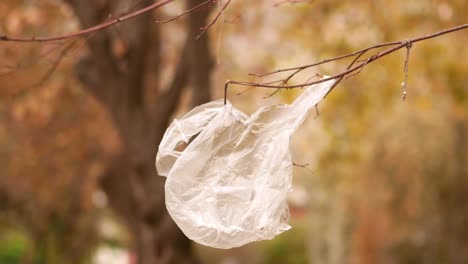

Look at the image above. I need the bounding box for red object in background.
[129,251,137,264]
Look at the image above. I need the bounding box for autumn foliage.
[0,0,467,263]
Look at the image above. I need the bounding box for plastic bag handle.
[156,100,225,176]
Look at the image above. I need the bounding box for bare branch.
[292,161,314,175]
[196,0,232,39]
[155,0,215,24]
[34,40,80,87]
[248,43,398,78]
[0,0,174,42]
[0,41,70,76]
[225,23,468,104]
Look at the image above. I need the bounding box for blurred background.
[0,0,467,263]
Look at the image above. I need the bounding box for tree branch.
[196,0,231,40]
[155,0,215,24]
[34,39,79,87]
[224,23,468,104]
[0,0,174,42]
[67,0,122,110]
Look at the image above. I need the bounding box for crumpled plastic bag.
[156,77,336,249]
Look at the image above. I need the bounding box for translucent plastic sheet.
[156,78,336,249]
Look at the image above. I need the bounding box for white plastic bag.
[156,77,336,249]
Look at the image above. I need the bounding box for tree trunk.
[446,117,467,264]
[65,0,214,263]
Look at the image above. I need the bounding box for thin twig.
[34,40,79,87]
[0,0,174,42]
[0,41,69,75]
[292,161,315,175]
[237,79,288,96]
[155,0,215,24]
[262,72,321,99]
[345,54,374,80]
[224,23,468,104]
[281,68,303,85]
[236,86,255,95]
[263,88,282,98]
[401,40,412,101]
[248,43,399,78]
[196,0,232,39]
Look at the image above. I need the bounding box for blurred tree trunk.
[64,0,214,263]
[445,116,467,264]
